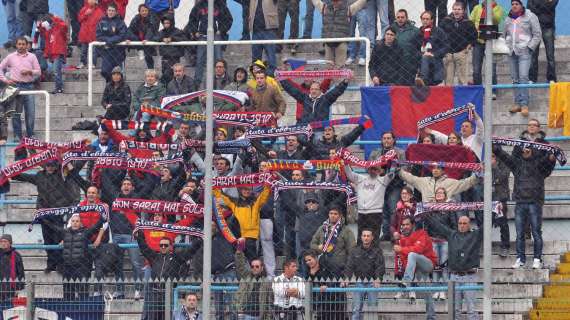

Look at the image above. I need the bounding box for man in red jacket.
[77,0,104,68]
[35,14,68,94]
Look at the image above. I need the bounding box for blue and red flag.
[360,85,484,157]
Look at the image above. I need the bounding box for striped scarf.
[417,103,475,129]
[122,140,182,152]
[133,219,204,238]
[275,69,353,80]
[415,201,503,219]
[106,120,170,132]
[141,106,274,127]
[266,159,344,172]
[272,181,356,205]
[397,160,482,172]
[309,116,369,130]
[213,172,274,189]
[19,137,90,152]
[112,198,204,217]
[0,148,59,185]
[213,198,238,244]
[492,136,567,166]
[29,204,109,231]
[336,148,396,168]
[321,218,342,253]
[245,125,313,139]
[62,151,128,167]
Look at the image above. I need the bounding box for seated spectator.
[154,15,187,85]
[391,9,420,85]
[131,69,166,121]
[0,36,41,143]
[273,259,305,318]
[96,3,128,82]
[390,186,416,240]
[393,217,436,318]
[343,228,385,320]
[234,250,274,318]
[126,3,159,69]
[224,66,249,93]
[369,27,406,86]
[296,193,327,275]
[101,66,131,120]
[0,234,25,302]
[310,207,356,276]
[186,0,232,89]
[440,2,477,85]
[491,153,511,257]
[528,0,558,83]
[77,0,104,69]
[414,10,448,87]
[167,63,197,96]
[212,59,231,90]
[34,13,67,94]
[174,292,202,320]
[311,0,367,66]
[249,71,286,120]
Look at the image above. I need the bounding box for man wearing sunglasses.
[234,247,274,319]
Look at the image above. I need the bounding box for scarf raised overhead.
[113,198,204,217]
[417,103,475,129]
[133,219,204,238]
[29,204,109,231]
[492,136,567,166]
[0,148,59,185]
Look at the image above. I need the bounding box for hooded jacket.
[504,8,542,56]
[96,15,128,57]
[37,15,68,60]
[470,2,505,44]
[78,3,105,44]
[246,60,282,91]
[101,74,132,120]
[131,81,166,113]
[186,0,233,35]
[526,0,558,28]
[224,67,249,93]
[127,12,159,43]
[0,248,25,294]
[154,22,187,58]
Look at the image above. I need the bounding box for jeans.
[509,52,531,107]
[375,0,389,38]
[419,55,444,85]
[80,44,99,66]
[302,0,314,38]
[240,0,250,39]
[52,54,65,91]
[239,315,259,320]
[252,30,277,75]
[351,282,377,320]
[260,218,276,277]
[67,0,82,44]
[113,233,144,292]
[530,26,556,82]
[432,241,448,283]
[348,4,375,59]
[4,0,22,41]
[12,82,35,140]
[382,185,401,238]
[515,202,543,262]
[472,42,497,87]
[451,273,478,320]
[195,34,223,88]
[277,0,300,40]
[403,252,434,282]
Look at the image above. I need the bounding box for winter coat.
[213,72,231,90]
[248,0,279,31]
[234,251,274,319]
[439,15,477,53]
[153,26,187,58]
[167,75,197,96]
[249,85,286,115]
[78,4,105,44]
[391,20,420,79]
[493,145,555,204]
[470,2,506,44]
[224,80,249,93]
[399,170,478,202]
[38,16,68,60]
[416,25,449,59]
[145,0,180,13]
[23,0,48,14]
[504,8,542,56]
[280,79,348,124]
[0,248,25,296]
[369,40,406,85]
[186,0,233,36]
[310,219,356,275]
[131,82,166,113]
[101,79,132,120]
[369,146,406,188]
[151,175,187,203]
[127,13,159,50]
[344,244,385,280]
[283,78,331,122]
[395,228,437,274]
[13,169,81,209]
[297,208,328,250]
[527,0,558,28]
[313,0,367,39]
[345,167,394,214]
[96,15,128,58]
[58,217,103,264]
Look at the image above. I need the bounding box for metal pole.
[165,280,173,320]
[483,0,494,319]
[25,280,34,319]
[88,43,93,107]
[304,281,312,320]
[201,0,215,316]
[447,280,455,320]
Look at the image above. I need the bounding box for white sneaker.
[533,258,543,269]
[345,57,354,65]
[512,258,525,269]
[432,292,439,300]
[394,292,404,299]
[134,290,141,301]
[439,292,446,300]
[409,291,416,300]
[358,57,366,66]
[138,50,145,60]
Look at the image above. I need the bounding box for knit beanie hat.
[511,0,523,5]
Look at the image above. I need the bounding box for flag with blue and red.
[360,86,484,157]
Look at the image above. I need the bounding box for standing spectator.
[277,169,308,258]
[345,164,394,241]
[281,63,331,122]
[390,186,416,239]
[234,250,274,319]
[346,0,376,66]
[273,259,305,319]
[391,9,420,85]
[393,217,436,318]
[343,228,385,320]
[77,0,104,69]
[425,215,483,320]
[2,0,23,49]
[369,27,405,85]
[174,293,202,320]
[186,0,232,89]
[456,0,480,14]
[167,63,197,95]
[399,165,479,202]
[470,1,505,95]
[0,234,25,302]
[224,66,249,93]
[375,0,394,39]
[250,71,286,120]
[131,69,166,121]
[101,66,131,120]
[236,0,250,40]
[145,0,179,22]
[310,207,356,276]
[493,144,555,269]
[296,194,327,273]
[34,14,67,94]
[280,76,348,124]
[19,0,48,37]
[424,0,447,25]
[528,0,558,83]
[101,0,128,18]
[67,0,83,50]
[415,10,448,87]
[311,0,367,67]
[504,0,542,117]
[248,0,279,74]
[127,3,159,69]
[440,2,477,85]
[277,0,300,54]
[0,36,41,143]
[491,153,511,257]
[154,15,187,85]
[96,3,128,82]
[426,111,484,160]
[303,249,345,320]
[370,131,406,241]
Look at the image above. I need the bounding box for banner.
[133,219,204,238]
[112,198,204,216]
[213,172,274,189]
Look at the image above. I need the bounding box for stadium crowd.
[0,0,562,319]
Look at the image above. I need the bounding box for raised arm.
[136,231,159,262]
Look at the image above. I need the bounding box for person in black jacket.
[12,160,82,273]
[136,230,202,320]
[151,165,187,222]
[166,63,197,96]
[46,213,105,301]
[127,3,159,69]
[305,121,368,160]
[19,0,49,36]
[491,152,511,257]
[369,27,406,86]
[415,10,448,86]
[185,0,233,89]
[0,234,25,302]
[277,169,308,258]
[154,15,187,85]
[439,3,477,85]
[96,3,128,82]
[528,0,558,82]
[101,66,131,120]
[304,249,345,320]
[296,193,327,276]
[493,143,556,270]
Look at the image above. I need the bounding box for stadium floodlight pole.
[201,0,215,316]
[483,0,493,319]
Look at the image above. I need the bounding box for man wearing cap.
[296,192,326,275]
[0,234,25,302]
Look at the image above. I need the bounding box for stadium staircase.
[1,37,570,319]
